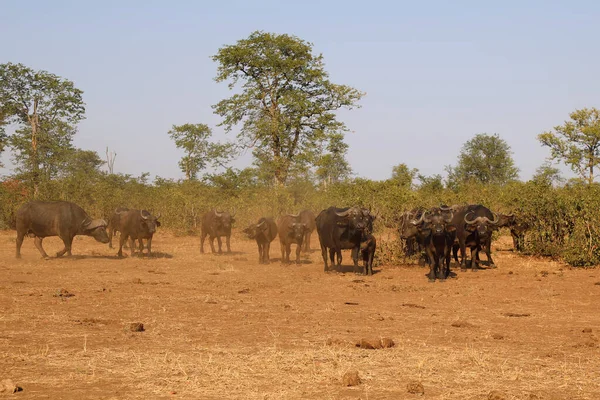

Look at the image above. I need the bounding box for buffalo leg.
[209,236,217,253]
[108,229,114,249]
[351,247,360,273]
[321,244,329,272]
[285,243,292,263]
[129,238,136,256]
[56,235,73,258]
[34,237,50,259]
[264,242,271,264]
[366,250,374,276]
[484,240,495,268]
[295,243,301,264]
[118,234,128,258]
[329,248,336,265]
[216,236,223,254]
[336,249,343,266]
[16,231,26,259]
[146,237,152,255]
[226,234,231,253]
[470,246,479,270]
[138,239,144,252]
[459,237,468,271]
[257,242,263,263]
[200,231,207,253]
[426,247,436,281]
[280,242,286,263]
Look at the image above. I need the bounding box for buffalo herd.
[14,201,525,281]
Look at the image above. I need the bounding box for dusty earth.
[1,230,599,399]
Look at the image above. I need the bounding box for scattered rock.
[582,328,593,333]
[342,370,361,386]
[380,337,395,348]
[451,320,475,328]
[130,322,145,332]
[488,390,507,400]
[132,278,143,284]
[402,303,426,309]
[503,312,531,317]
[237,288,250,294]
[355,337,395,349]
[406,380,424,395]
[594,282,600,286]
[0,379,22,393]
[344,302,359,306]
[53,288,74,298]
[508,271,513,275]
[540,270,549,277]
[492,333,504,340]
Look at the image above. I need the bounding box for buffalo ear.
[156,220,162,227]
[445,225,456,233]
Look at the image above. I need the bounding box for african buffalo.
[497,213,528,252]
[277,214,308,263]
[316,206,374,273]
[360,232,376,276]
[411,208,456,281]
[450,205,500,270]
[115,209,161,257]
[298,209,316,251]
[15,201,109,259]
[243,217,278,264]
[108,207,131,249]
[200,210,234,253]
[398,207,429,265]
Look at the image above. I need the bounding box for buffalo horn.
[464,212,480,225]
[287,213,300,218]
[256,220,265,227]
[155,213,161,219]
[335,209,351,217]
[140,210,149,220]
[214,210,223,217]
[84,219,107,230]
[410,211,427,226]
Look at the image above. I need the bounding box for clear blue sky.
[2,0,599,181]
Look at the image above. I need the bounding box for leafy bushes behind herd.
[2,174,600,267]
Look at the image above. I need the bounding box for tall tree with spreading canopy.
[212,31,364,186]
[167,123,232,180]
[390,163,419,188]
[538,108,600,185]
[0,62,85,196]
[446,133,519,186]
[315,132,352,187]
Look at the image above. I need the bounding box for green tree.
[212,31,364,186]
[447,133,519,186]
[418,173,444,191]
[0,62,85,197]
[530,162,564,187]
[167,123,232,180]
[315,132,352,187]
[538,108,600,185]
[391,163,418,188]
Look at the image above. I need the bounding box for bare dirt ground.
[1,230,599,399]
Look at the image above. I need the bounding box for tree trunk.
[590,148,595,185]
[27,104,40,198]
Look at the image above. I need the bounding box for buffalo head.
[288,222,308,242]
[335,206,372,233]
[243,219,268,240]
[411,209,454,237]
[83,218,110,243]
[140,210,161,234]
[464,211,499,238]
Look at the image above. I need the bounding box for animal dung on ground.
[491,333,505,340]
[582,328,593,333]
[503,312,531,317]
[342,370,361,386]
[488,390,507,400]
[237,288,250,294]
[0,379,22,394]
[402,303,426,309]
[53,288,74,298]
[356,337,395,349]
[406,380,424,395]
[130,322,145,332]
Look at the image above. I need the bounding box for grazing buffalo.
[115,209,161,257]
[277,214,308,263]
[200,210,234,253]
[243,217,278,264]
[316,206,374,273]
[497,213,529,252]
[15,201,109,259]
[450,204,500,270]
[411,208,456,281]
[360,232,376,276]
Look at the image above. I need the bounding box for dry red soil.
[1,231,599,399]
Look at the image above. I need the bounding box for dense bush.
[2,173,600,267]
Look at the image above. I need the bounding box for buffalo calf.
[278,215,307,264]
